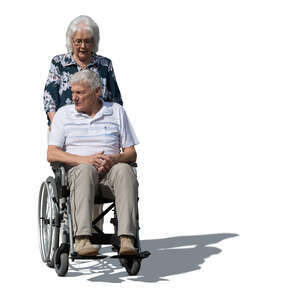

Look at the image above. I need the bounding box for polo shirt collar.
[62,53,98,67]
[72,101,113,119]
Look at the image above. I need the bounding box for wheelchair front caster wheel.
[121,257,141,276]
[128,258,141,275]
[54,248,69,277]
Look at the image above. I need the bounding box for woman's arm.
[43,57,61,117]
[107,60,123,105]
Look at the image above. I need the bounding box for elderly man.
[47,69,139,256]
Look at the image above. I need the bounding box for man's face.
[71,82,99,114]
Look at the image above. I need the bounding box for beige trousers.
[67,163,138,237]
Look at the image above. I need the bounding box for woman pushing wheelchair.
[43,15,122,125]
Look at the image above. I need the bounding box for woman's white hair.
[70,70,101,91]
[66,15,100,54]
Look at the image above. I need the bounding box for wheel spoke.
[38,177,59,265]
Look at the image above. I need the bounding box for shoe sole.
[119,248,138,256]
[76,248,99,256]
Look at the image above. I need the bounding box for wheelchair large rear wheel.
[38,177,59,267]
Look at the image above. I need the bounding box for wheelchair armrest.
[128,162,137,168]
[50,162,66,171]
[50,162,68,188]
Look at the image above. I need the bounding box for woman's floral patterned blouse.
[43,53,123,114]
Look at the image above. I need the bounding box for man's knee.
[77,163,98,176]
[68,163,98,184]
[111,163,138,186]
[113,163,136,177]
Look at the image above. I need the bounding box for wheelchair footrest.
[70,251,151,260]
[113,251,151,259]
[71,254,109,260]
[90,233,120,246]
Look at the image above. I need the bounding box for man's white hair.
[66,15,100,54]
[70,70,101,91]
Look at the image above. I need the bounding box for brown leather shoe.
[119,236,138,255]
[74,236,99,256]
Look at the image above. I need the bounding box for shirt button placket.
[90,120,95,135]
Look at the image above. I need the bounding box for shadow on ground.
[68,233,238,283]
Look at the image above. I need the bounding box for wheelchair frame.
[38,163,150,277]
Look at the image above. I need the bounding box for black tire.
[119,257,126,267]
[129,258,141,275]
[46,258,55,268]
[123,258,141,276]
[46,209,60,268]
[54,248,69,277]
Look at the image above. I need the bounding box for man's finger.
[94,160,102,168]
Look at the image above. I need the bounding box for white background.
[0,0,299,298]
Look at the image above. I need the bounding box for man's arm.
[48,112,56,124]
[113,146,137,163]
[47,145,104,169]
[96,146,137,173]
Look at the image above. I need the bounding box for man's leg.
[93,204,104,232]
[92,204,104,251]
[100,163,138,254]
[68,164,99,255]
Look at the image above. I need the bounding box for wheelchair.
[38,162,150,277]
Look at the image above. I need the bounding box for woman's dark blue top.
[43,53,122,114]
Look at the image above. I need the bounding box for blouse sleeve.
[43,57,61,113]
[107,60,123,106]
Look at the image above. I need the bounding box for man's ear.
[95,86,101,97]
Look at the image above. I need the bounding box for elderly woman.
[44,15,122,124]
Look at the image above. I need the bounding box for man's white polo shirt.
[48,102,139,156]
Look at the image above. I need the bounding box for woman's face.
[72,27,94,63]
